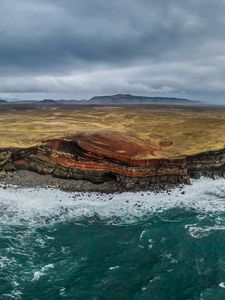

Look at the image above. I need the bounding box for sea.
[1,177,225,299]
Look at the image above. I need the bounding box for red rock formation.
[1,131,225,191]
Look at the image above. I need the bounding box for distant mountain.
[0,99,7,104]
[57,99,84,105]
[87,94,199,105]
[2,94,200,106]
[38,99,59,105]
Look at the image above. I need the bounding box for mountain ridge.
[87,94,199,105]
[0,94,200,106]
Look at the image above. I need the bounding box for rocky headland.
[0,131,225,193]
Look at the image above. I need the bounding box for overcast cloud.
[1,0,225,102]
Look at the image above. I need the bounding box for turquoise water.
[1,178,225,299]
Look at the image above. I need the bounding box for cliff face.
[186,149,225,179]
[1,131,225,191]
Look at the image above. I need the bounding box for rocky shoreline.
[0,170,182,193]
[1,132,225,193]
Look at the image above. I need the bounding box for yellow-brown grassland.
[1,105,225,159]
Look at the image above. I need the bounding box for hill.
[87,94,198,105]
[38,99,59,105]
[0,99,7,104]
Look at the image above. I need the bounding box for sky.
[1,0,225,103]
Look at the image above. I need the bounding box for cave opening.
[103,172,118,182]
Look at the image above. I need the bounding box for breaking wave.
[0,177,225,226]
[1,177,225,299]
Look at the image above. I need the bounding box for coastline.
[1,116,225,194]
[1,142,225,193]
[0,170,183,193]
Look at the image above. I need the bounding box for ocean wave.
[32,264,54,281]
[0,177,225,226]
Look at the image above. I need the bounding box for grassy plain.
[1,104,225,159]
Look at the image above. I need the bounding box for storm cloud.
[1,0,225,102]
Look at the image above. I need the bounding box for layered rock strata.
[1,132,225,191]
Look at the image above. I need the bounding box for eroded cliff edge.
[1,131,225,192]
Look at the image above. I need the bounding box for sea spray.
[0,177,225,226]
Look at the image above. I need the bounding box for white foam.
[32,264,54,281]
[219,282,225,288]
[59,287,66,296]
[0,256,11,268]
[0,177,225,226]
[188,224,225,238]
[109,266,120,270]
